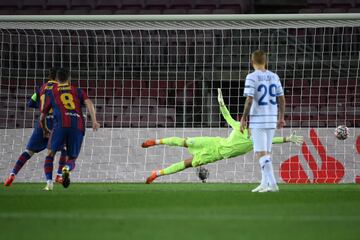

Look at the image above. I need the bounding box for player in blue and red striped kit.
[4,68,67,187]
[41,68,99,190]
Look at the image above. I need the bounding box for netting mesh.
[0,16,359,183]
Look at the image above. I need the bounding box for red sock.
[44,156,54,180]
[12,151,32,175]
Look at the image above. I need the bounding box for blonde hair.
[251,50,267,65]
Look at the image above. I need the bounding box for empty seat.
[121,0,144,9]
[108,98,131,107]
[89,9,114,14]
[133,98,157,106]
[212,8,239,14]
[219,0,248,12]
[310,79,332,87]
[162,8,187,13]
[154,107,176,116]
[195,0,218,9]
[105,106,123,114]
[96,0,121,9]
[330,0,354,8]
[22,0,45,9]
[301,120,326,127]
[0,1,20,9]
[307,0,329,9]
[138,9,162,14]
[114,9,139,14]
[123,80,146,89]
[188,8,212,14]
[145,114,175,127]
[94,98,107,106]
[348,8,360,12]
[64,9,89,15]
[0,9,15,14]
[323,8,347,12]
[46,0,69,10]
[39,9,65,14]
[15,9,40,14]
[146,0,169,10]
[299,8,322,13]
[319,105,338,116]
[170,0,194,9]
[71,0,95,10]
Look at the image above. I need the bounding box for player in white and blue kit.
[240,50,286,192]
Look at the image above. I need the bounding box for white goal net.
[0,14,359,183]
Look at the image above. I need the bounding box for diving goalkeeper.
[143,88,303,184]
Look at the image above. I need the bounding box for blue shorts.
[48,128,84,158]
[26,118,54,153]
[26,126,48,153]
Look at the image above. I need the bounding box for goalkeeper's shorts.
[186,137,223,167]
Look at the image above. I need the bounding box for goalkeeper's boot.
[4,174,15,187]
[62,166,70,188]
[43,181,53,191]
[55,175,63,184]
[251,184,268,193]
[267,184,279,192]
[146,171,158,184]
[142,139,156,148]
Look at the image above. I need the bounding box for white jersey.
[243,69,284,129]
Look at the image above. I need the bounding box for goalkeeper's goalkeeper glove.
[217,88,225,107]
[286,131,304,146]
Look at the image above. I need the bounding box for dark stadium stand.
[1,0,360,14]
[0,0,359,129]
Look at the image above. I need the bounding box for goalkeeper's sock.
[159,137,186,147]
[158,161,186,176]
[263,156,277,187]
[259,155,269,187]
[44,156,54,180]
[11,151,32,175]
[57,149,67,175]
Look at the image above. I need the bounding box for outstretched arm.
[217,88,240,130]
[272,132,303,145]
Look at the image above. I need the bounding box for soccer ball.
[335,125,349,140]
[196,166,209,183]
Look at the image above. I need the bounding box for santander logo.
[280,128,345,183]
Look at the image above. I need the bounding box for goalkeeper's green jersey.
[217,104,283,159]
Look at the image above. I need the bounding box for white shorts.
[251,128,276,152]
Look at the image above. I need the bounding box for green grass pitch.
[1,183,360,240]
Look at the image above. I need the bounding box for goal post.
[0,14,359,183]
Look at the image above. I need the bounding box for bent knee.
[255,151,267,159]
[25,149,35,156]
[47,150,55,157]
